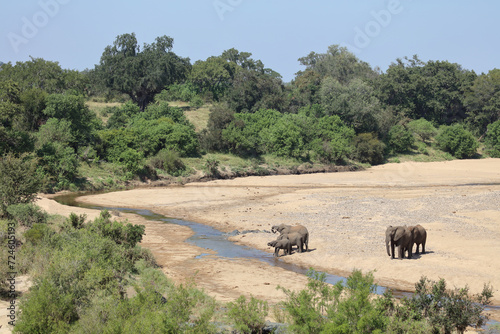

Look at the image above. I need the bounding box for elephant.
[267,239,291,257]
[408,224,427,254]
[277,232,304,253]
[386,225,413,260]
[271,224,309,252]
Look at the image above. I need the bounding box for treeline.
[1,33,500,195]
[0,207,494,333]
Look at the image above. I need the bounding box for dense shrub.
[148,149,186,176]
[351,133,386,165]
[396,277,493,334]
[387,124,415,153]
[6,203,47,227]
[310,115,355,163]
[36,142,79,191]
[279,269,388,334]
[227,295,269,334]
[407,117,438,142]
[435,124,479,158]
[485,119,500,157]
[0,153,41,217]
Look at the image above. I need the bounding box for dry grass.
[184,104,211,132]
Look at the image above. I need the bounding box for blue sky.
[1,0,498,82]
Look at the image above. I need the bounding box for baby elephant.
[278,232,304,253]
[268,239,291,257]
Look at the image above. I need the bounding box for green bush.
[279,269,388,334]
[351,133,386,165]
[397,277,493,334]
[387,124,415,153]
[204,157,220,177]
[148,149,186,176]
[88,210,145,249]
[485,119,500,157]
[6,203,47,228]
[0,153,41,217]
[14,279,77,334]
[407,118,437,142]
[436,124,479,158]
[227,295,269,334]
[310,115,355,163]
[24,223,53,245]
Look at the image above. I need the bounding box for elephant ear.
[393,226,406,241]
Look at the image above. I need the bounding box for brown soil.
[2,159,500,333]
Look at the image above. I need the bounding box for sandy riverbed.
[2,159,499,333]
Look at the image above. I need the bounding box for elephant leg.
[398,245,404,259]
[415,244,420,254]
[274,248,279,257]
[391,243,396,259]
[422,241,426,254]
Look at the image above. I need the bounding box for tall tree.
[95,33,190,111]
[375,56,476,125]
[464,69,500,136]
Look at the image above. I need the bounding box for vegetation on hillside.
[1,33,499,192]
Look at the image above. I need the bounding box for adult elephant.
[408,225,427,254]
[272,224,309,252]
[386,225,413,260]
[278,232,304,253]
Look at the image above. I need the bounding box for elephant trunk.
[386,237,391,256]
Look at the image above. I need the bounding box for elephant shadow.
[407,250,434,260]
[290,247,316,254]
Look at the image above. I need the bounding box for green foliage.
[266,113,309,159]
[225,69,287,113]
[226,295,269,334]
[204,157,220,177]
[88,210,145,249]
[23,223,52,245]
[36,141,79,191]
[0,153,41,217]
[351,133,386,165]
[157,82,198,102]
[485,119,500,157]
[222,109,282,156]
[310,115,355,163]
[464,69,500,135]
[407,118,438,142]
[376,56,475,125]
[279,269,387,334]
[95,33,190,111]
[397,277,493,334]
[118,148,144,178]
[387,124,415,153]
[148,149,186,176]
[435,124,479,158]
[320,77,381,133]
[14,278,77,334]
[43,93,98,149]
[200,103,235,152]
[298,45,376,84]
[6,203,47,228]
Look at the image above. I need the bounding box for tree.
[375,56,476,125]
[320,77,381,133]
[96,33,191,111]
[224,69,287,113]
[435,124,479,159]
[485,120,500,157]
[189,56,233,101]
[0,153,41,217]
[43,94,98,150]
[298,45,376,84]
[465,69,500,136]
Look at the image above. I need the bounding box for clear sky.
[1,0,498,82]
